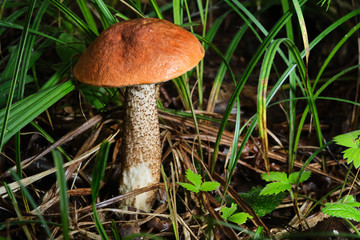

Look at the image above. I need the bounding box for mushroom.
[73,18,204,211]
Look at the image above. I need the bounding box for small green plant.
[260,171,311,196]
[321,132,360,230]
[220,203,253,225]
[333,130,360,168]
[178,169,220,193]
[178,170,252,226]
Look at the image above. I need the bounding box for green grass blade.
[313,22,360,91]
[224,99,241,193]
[207,25,248,113]
[161,165,179,240]
[91,141,111,240]
[0,81,75,149]
[173,0,183,24]
[9,170,53,239]
[204,11,230,51]
[281,0,297,173]
[0,21,68,44]
[52,150,70,240]
[111,220,121,240]
[257,39,285,173]
[4,183,32,239]
[49,0,97,39]
[291,0,310,66]
[149,0,164,19]
[0,0,37,152]
[31,122,72,161]
[76,0,99,35]
[14,0,49,193]
[0,7,27,36]
[94,0,117,29]
[225,0,290,66]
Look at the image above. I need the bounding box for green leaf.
[322,201,360,222]
[260,182,292,195]
[185,169,202,188]
[343,147,360,168]
[0,81,75,150]
[261,171,288,183]
[288,171,311,184]
[199,181,220,192]
[178,182,199,193]
[56,32,84,62]
[220,203,237,220]
[339,195,360,206]
[228,212,253,225]
[240,187,286,217]
[333,130,360,148]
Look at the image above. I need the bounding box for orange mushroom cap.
[73,18,205,87]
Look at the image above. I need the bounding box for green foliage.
[52,150,70,240]
[334,130,360,168]
[220,203,253,225]
[240,187,286,217]
[322,195,360,222]
[55,32,85,63]
[260,171,311,195]
[91,141,111,240]
[318,0,331,10]
[178,169,220,193]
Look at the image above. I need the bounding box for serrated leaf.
[185,169,202,188]
[339,195,360,207]
[178,182,199,193]
[288,171,311,184]
[342,147,360,168]
[322,202,360,222]
[228,212,253,225]
[353,153,360,168]
[261,172,288,183]
[199,181,220,192]
[240,187,286,217]
[260,182,292,195]
[220,203,237,220]
[334,130,360,148]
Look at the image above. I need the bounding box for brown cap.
[74,18,205,87]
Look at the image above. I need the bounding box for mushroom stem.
[119,84,161,211]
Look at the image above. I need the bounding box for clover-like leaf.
[220,203,237,220]
[228,212,253,225]
[288,171,311,184]
[261,172,288,183]
[333,130,360,148]
[343,147,360,168]
[178,182,199,193]
[199,181,220,192]
[185,169,202,188]
[260,182,292,195]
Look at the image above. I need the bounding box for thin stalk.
[281,0,297,173]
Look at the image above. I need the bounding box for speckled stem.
[119,84,161,212]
